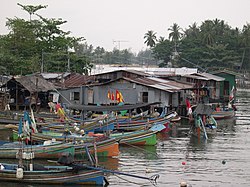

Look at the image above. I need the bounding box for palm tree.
[158,36,165,43]
[168,23,183,53]
[144,30,157,48]
[184,22,199,38]
[200,20,215,45]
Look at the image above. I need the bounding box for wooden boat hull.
[0,142,75,159]
[0,163,104,185]
[111,130,157,146]
[191,115,217,139]
[191,126,216,139]
[12,131,119,157]
[212,110,235,120]
[118,132,157,146]
[74,139,119,157]
[114,111,177,131]
[115,117,170,131]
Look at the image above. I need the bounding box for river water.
[107,89,250,187]
[0,89,249,187]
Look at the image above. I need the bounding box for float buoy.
[16,168,24,179]
[180,181,187,187]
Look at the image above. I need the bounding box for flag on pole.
[23,111,31,143]
[115,90,124,103]
[111,92,115,101]
[185,98,192,115]
[119,91,124,103]
[229,86,235,102]
[107,90,111,99]
[116,90,120,102]
[30,108,38,133]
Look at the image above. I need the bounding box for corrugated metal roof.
[88,74,194,92]
[64,74,94,88]
[122,77,193,92]
[184,72,225,81]
[41,72,71,79]
[146,77,194,90]
[183,74,209,80]
[200,72,225,81]
[15,75,55,92]
[93,69,150,77]
[91,65,198,76]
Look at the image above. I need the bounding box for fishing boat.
[190,104,217,139]
[36,118,116,134]
[0,141,75,159]
[0,112,106,186]
[0,163,105,185]
[115,111,177,131]
[37,112,116,134]
[203,103,236,120]
[110,123,166,146]
[10,131,119,158]
[7,112,119,158]
[73,137,119,157]
[211,108,235,120]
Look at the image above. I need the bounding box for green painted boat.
[111,130,157,146]
[110,123,166,146]
[0,141,75,159]
[12,130,119,157]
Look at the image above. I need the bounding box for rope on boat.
[113,173,158,186]
[85,165,160,182]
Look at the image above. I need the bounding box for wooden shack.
[3,75,55,111]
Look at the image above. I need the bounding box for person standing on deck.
[185,97,193,121]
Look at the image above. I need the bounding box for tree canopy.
[0,3,89,75]
[0,5,249,75]
[148,19,250,72]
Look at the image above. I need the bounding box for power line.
[181,57,206,72]
[113,40,129,50]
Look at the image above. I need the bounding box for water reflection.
[119,145,158,160]
[0,89,250,186]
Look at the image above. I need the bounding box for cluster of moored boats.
[0,99,237,186]
[189,103,236,140]
[0,108,178,185]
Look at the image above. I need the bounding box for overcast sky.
[0,0,249,53]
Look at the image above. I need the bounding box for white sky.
[0,0,249,53]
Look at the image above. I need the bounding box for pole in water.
[94,140,98,167]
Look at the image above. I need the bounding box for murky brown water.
[0,89,249,187]
[108,89,250,187]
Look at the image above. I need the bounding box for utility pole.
[113,40,129,50]
[41,50,44,73]
[67,49,70,72]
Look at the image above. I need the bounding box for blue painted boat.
[0,163,105,185]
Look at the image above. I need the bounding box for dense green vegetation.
[0,3,154,75]
[0,4,92,75]
[0,4,249,76]
[145,20,250,72]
